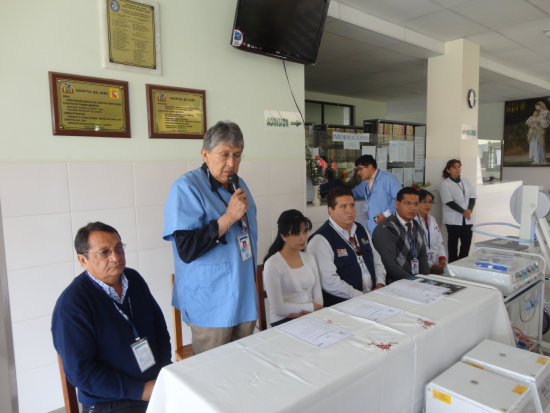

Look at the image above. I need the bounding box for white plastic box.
[425,361,537,413]
[447,248,543,296]
[462,339,550,413]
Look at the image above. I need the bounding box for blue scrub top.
[352,170,402,234]
[163,167,258,328]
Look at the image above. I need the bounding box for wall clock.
[467,89,477,108]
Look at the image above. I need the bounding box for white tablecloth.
[147,276,514,413]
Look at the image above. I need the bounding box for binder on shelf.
[306,121,426,187]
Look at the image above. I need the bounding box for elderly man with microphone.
[163,121,258,354]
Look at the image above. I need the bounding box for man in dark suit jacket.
[372,187,430,283]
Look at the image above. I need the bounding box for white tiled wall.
[0,159,305,413]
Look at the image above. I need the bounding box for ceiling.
[305,0,550,114]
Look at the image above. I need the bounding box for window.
[305,100,354,125]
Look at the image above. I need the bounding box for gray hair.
[202,121,244,151]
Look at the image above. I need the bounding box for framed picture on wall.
[503,97,550,166]
[49,72,131,138]
[146,84,206,139]
[100,0,162,74]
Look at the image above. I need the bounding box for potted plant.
[306,144,337,206]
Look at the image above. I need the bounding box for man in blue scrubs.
[163,121,258,354]
[352,155,402,234]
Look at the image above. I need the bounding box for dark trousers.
[82,399,148,413]
[446,224,473,263]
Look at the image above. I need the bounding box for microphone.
[227,174,249,231]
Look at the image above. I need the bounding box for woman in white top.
[440,159,476,263]
[263,209,323,327]
[415,189,447,274]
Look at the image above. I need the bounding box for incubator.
[446,185,550,352]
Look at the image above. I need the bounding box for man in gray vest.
[308,187,386,306]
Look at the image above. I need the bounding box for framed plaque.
[146,84,206,139]
[106,0,158,70]
[49,72,130,138]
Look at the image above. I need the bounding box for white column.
[426,39,480,187]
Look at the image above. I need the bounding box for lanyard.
[455,180,466,200]
[330,222,358,251]
[329,222,365,260]
[86,272,139,340]
[365,170,380,200]
[214,185,230,208]
[112,297,140,340]
[401,221,417,258]
[420,215,431,249]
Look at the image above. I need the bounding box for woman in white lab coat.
[440,159,476,263]
[415,189,447,274]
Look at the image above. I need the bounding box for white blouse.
[263,251,323,324]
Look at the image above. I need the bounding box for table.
[147,276,514,413]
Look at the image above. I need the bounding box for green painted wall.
[0,0,305,162]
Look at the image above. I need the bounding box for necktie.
[405,222,413,238]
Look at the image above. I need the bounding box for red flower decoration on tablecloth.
[368,341,398,351]
[417,318,435,329]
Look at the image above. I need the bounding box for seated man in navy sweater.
[308,187,386,306]
[52,222,171,413]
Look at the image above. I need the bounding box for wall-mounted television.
[230,0,330,65]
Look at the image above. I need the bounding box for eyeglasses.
[211,151,243,162]
[85,244,126,260]
[400,201,420,207]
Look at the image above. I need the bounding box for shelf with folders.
[363,119,426,186]
[306,124,366,186]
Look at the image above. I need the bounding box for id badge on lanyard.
[112,300,156,372]
[403,223,419,275]
[214,184,252,261]
[131,338,156,372]
[238,232,252,261]
[411,258,420,275]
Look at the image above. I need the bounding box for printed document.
[375,279,448,305]
[335,299,402,323]
[278,317,353,349]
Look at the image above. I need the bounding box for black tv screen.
[230,0,330,65]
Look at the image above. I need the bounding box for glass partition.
[478,138,502,183]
